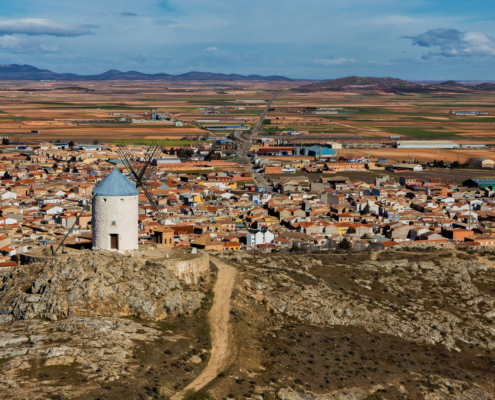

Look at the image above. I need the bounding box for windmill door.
[110,234,119,249]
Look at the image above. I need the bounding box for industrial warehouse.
[393,140,459,149]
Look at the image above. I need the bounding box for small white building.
[92,167,139,253]
[246,229,275,247]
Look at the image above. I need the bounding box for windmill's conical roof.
[93,167,139,197]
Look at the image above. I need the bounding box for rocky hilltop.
[2,247,495,399]
[0,248,216,399]
[1,248,209,323]
[210,249,495,400]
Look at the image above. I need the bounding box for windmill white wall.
[92,167,139,253]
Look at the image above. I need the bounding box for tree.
[452,161,461,169]
[68,141,75,149]
[169,147,175,156]
[2,138,9,145]
[93,140,99,145]
[382,225,392,236]
[361,204,370,215]
[338,237,351,250]
[290,245,300,252]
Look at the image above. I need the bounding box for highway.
[232,93,277,193]
[233,130,251,160]
[251,92,277,135]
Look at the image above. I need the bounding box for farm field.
[0,80,494,160]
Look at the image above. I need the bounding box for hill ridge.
[0,64,293,81]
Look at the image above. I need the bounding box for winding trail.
[171,258,237,399]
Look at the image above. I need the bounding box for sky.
[1,0,495,80]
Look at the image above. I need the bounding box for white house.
[246,229,275,247]
[1,191,16,200]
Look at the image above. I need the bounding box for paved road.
[233,131,273,192]
[234,130,251,160]
[251,92,277,135]
[251,169,273,193]
[232,93,277,193]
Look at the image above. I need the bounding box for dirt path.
[171,258,237,399]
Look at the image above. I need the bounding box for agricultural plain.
[0,80,494,164]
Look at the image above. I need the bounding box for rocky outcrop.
[0,317,183,399]
[278,387,367,400]
[0,250,204,322]
[162,252,209,284]
[277,386,495,400]
[242,256,495,351]
[390,241,456,251]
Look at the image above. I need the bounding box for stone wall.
[158,251,209,284]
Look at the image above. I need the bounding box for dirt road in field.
[171,258,236,399]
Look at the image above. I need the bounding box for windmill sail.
[118,141,167,225]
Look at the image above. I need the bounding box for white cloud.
[40,45,60,53]
[0,36,59,53]
[406,28,495,58]
[204,47,219,52]
[0,19,96,37]
[314,58,356,66]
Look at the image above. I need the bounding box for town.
[0,136,494,274]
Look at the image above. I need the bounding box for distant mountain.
[296,76,495,93]
[0,64,293,81]
[434,80,466,88]
[473,82,495,90]
[300,76,421,89]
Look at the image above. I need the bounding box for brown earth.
[171,257,237,399]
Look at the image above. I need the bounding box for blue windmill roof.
[93,167,139,197]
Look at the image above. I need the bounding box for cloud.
[314,57,356,66]
[204,47,219,52]
[0,19,96,37]
[120,12,137,17]
[0,35,59,53]
[405,28,495,57]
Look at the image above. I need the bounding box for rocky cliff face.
[1,250,205,323]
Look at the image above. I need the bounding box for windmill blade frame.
[118,140,167,225]
[141,181,167,224]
